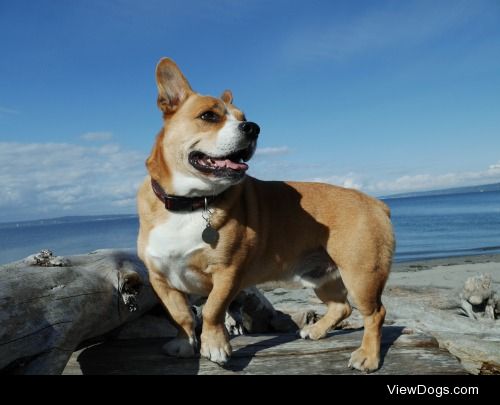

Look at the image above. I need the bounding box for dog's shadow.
[76,338,202,375]
[223,325,403,373]
[322,325,404,371]
[75,326,403,374]
[377,325,405,369]
[224,333,300,372]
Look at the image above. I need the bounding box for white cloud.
[0,106,19,115]
[1,140,499,221]
[80,131,114,141]
[0,142,146,221]
[311,173,363,190]
[312,162,500,196]
[255,146,290,156]
[283,0,482,63]
[367,164,500,195]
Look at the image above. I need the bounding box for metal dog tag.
[202,225,219,245]
[201,197,219,245]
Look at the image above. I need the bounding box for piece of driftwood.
[382,294,500,374]
[195,286,317,335]
[459,274,498,320]
[112,287,315,342]
[63,327,466,375]
[0,249,158,374]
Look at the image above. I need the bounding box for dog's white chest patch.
[146,212,207,294]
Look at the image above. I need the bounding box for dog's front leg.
[201,269,241,365]
[149,272,198,358]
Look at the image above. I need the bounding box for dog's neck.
[150,178,223,212]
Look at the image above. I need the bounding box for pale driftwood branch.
[0,249,157,374]
[223,286,316,335]
[459,274,498,320]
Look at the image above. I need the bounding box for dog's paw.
[162,336,198,358]
[348,347,380,373]
[200,329,232,366]
[299,324,328,340]
[200,341,232,365]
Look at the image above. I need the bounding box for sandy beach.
[390,253,500,288]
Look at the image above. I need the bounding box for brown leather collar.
[151,179,219,211]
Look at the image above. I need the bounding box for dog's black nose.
[238,121,260,140]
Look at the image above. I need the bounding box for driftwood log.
[0,249,310,374]
[0,250,158,374]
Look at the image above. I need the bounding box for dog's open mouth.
[189,145,254,178]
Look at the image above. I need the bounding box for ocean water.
[1,190,499,265]
[0,215,140,265]
[384,190,500,262]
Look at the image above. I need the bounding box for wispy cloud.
[368,164,500,194]
[1,140,498,221]
[80,131,114,141]
[255,146,290,156]
[311,173,363,190]
[313,162,500,195]
[0,106,20,115]
[0,142,146,221]
[283,0,482,63]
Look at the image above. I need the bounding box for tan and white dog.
[137,58,395,372]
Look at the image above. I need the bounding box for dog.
[137,57,395,372]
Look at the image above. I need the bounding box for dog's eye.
[199,111,220,123]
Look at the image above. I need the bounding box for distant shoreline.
[380,181,500,200]
[391,252,500,272]
[0,214,137,228]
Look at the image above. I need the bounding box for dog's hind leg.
[338,263,389,373]
[299,276,352,340]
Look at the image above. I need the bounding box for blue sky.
[1,0,500,221]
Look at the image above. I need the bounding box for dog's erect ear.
[156,58,193,114]
[220,89,233,104]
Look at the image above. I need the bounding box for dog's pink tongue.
[214,159,248,171]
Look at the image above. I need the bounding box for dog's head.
[146,58,259,197]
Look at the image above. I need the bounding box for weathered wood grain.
[63,328,466,375]
[0,250,158,374]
